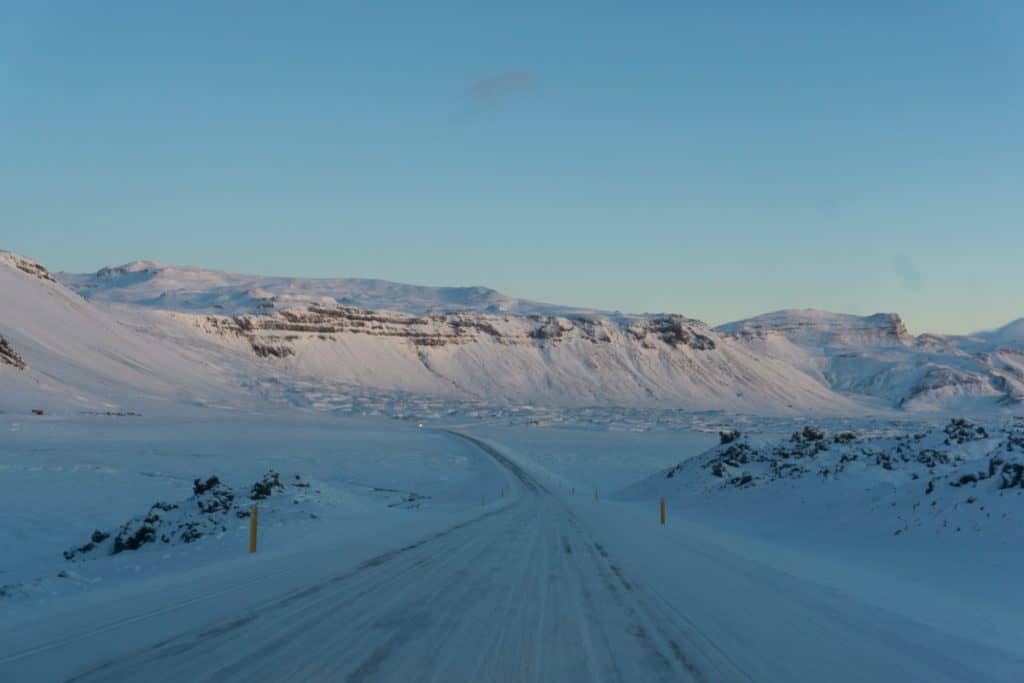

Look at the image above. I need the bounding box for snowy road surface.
[2,431,1020,682]
[33,432,723,682]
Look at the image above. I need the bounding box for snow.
[0,414,508,600]
[3,249,1024,680]
[59,260,591,317]
[3,252,1019,414]
[976,317,1024,349]
[718,308,1024,412]
[3,409,1024,679]
[465,421,1024,681]
[0,255,261,415]
[1,251,865,414]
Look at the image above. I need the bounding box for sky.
[1,1,1021,334]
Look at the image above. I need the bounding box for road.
[6,432,1017,682]
[37,432,744,682]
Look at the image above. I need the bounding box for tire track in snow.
[46,432,746,682]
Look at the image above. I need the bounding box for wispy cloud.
[891,254,923,291]
[469,71,533,106]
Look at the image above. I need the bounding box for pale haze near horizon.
[1,1,1021,335]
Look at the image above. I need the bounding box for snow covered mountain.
[59,260,594,317]
[58,259,863,412]
[1,253,853,415]
[0,251,258,414]
[717,309,1024,411]
[3,252,1023,416]
[974,318,1024,349]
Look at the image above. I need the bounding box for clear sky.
[1,1,1021,334]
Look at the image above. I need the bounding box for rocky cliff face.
[160,301,848,411]
[718,309,1023,409]
[0,251,57,285]
[718,310,911,347]
[191,304,721,360]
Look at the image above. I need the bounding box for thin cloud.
[469,71,533,106]
[891,254,923,291]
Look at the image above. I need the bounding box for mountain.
[974,318,1024,349]
[0,251,257,414]
[717,309,1024,410]
[716,309,911,347]
[171,303,861,411]
[3,253,1023,416]
[59,261,596,318]
[0,254,856,415]
[60,261,856,412]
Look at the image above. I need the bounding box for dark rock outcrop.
[0,336,26,369]
[3,254,57,284]
[196,303,722,361]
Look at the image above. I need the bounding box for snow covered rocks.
[249,471,285,500]
[943,418,989,444]
[653,418,1024,536]
[0,335,26,369]
[63,471,295,562]
[0,250,57,284]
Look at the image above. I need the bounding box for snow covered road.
[3,430,1020,682]
[2,432,736,682]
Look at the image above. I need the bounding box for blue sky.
[1,1,1021,334]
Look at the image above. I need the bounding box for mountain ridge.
[974,318,1024,348]
[59,259,600,319]
[2,251,1022,415]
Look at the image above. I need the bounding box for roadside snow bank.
[632,417,1024,537]
[0,415,509,604]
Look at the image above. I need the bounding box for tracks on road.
[27,431,746,682]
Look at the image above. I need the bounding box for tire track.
[39,430,741,682]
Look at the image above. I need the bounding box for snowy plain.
[2,411,1022,681]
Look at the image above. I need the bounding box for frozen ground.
[0,413,506,602]
[2,411,1022,681]
[478,421,1024,676]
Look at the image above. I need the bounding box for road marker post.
[660,497,666,526]
[249,505,258,553]
[594,491,599,501]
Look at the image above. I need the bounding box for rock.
[719,430,742,445]
[251,470,284,500]
[0,336,26,370]
[944,418,989,444]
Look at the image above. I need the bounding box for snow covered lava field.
[2,250,1024,681]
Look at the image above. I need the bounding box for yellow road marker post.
[249,505,258,553]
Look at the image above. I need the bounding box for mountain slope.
[0,252,256,414]
[2,254,862,414]
[59,261,594,317]
[717,309,1024,411]
[975,318,1024,349]
[159,304,859,412]
[6,253,1024,415]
